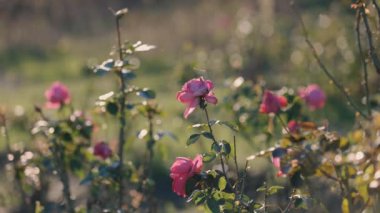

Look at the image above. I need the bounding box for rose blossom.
[259,90,288,114]
[93,142,112,160]
[45,82,71,109]
[170,155,203,197]
[299,84,326,110]
[176,77,217,118]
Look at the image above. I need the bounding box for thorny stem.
[203,106,233,189]
[356,11,372,117]
[291,1,370,120]
[115,14,127,210]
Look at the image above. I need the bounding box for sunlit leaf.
[202,152,216,163]
[341,198,350,213]
[218,176,227,191]
[267,185,284,195]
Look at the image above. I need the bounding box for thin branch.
[233,136,240,184]
[282,189,296,213]
[355,11,372,117]
[276,115,291,135]
[115,13,128,210]
[291,1,370,120]
[238,160,249,213]
[360,3,380,74]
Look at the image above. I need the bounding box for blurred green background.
[0,0,378,211]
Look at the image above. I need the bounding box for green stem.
[203,106,232,189]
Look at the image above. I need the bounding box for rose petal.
[184,98,200,119]
[204,92,218,104]
[177,91,195,103]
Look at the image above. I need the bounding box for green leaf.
[206,199,221,213]
[256,186,266,192]
[219,121,239,132]
[187,190,206,205]
[187,134,201,146]
[221,201,234,211]
[267,185,284,195]
[341,198,350,213]
[136,88,156,99]
[211,142,221,153]
[106,102,118,115]
[121,69,136,80]
[202,132,214,140]
[220,141,231,155]
[202,152,216,163]
[191,123,208,128]
[206,170,218,178]
[218,176,227,191]
[94,59,115,75]
[252,203,263,210]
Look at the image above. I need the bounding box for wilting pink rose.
[176,77,217,118]
[299,84,326,110]
[93,142,112,160]
[272,157,285,177]
[272,148,287,177]
[287,120,300,134]
[170,155,203,197]
[259,90,288,114]
[45,82,71,109]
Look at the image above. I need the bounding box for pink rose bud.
[259,90,288,114]
[287,120,300,134]
[176,77,217,118]
[170,155,203,197]
[299,84,326,110]
[93,142,112,160]
[45,82,71,109]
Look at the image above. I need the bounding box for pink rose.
[93,142,112,160]
[170,155,203,197]
[176,77,217,118]
[45,82,71,109]
[299,84,326,110]
[259,90,288,114]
